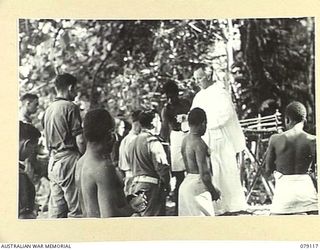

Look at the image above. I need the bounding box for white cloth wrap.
[270,171,318,214]
[178,174,215,216]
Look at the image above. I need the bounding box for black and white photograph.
[18,18,318,220]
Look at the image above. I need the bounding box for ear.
[23,139,31,150]
[20,139,30,158]
[285,117,289,124]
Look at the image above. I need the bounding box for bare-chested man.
[76,109,146,218]
[160,80,191,215]
[265,101,318,215]
[179,108,220,216]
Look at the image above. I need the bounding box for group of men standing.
[160,65,248,216]
[19,64,318,218]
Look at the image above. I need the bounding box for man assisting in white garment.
[191,64,247,215]
[179,108,220,216]
[265,101,318,215]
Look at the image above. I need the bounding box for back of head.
[162,80,179,96]
[19,121,41,143]
[285,101,307,123]
[188,108,207,126]
[138,111,155,129]
[20,93,38,103]
[84,109,115,143]
[131,110,142,123]
[54,73,77,91]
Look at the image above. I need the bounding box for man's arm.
[265,135,277,177]
[195,141,220,200]
[159,106,170,142]
[309,136,316,172]
[76,133,85,154]
[69,105,85,154]
[118,138,126,171]
[149,139,171,190]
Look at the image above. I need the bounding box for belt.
[133,175,159,184]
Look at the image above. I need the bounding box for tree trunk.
[306,17,315,126]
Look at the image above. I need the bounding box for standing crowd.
[18,64,318,219]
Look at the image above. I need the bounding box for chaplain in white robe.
[191,65,247,215]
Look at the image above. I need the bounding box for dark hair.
[285,101,307,122]
[188,108,207,126]
[123,120,132,131]
[194,63,209,71]
[54,73,77,91]
[162,80,179,95]
[20,93,38,102]
[131,110,142,122]
[138,111,155,128]
[19,121,41,144]
[84,109,115,142]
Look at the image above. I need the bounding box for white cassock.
[191,83,247,215]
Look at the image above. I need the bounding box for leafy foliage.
[20,20,229,121]
[232,18,315,132]
[19,18,315,133]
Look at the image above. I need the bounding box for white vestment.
[170,130,187,172]
[270,171,318,214]
[178,174,215,216]
[191,83,247,215]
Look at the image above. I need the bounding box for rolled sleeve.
[149,140,170,180]
[69,105,83,137]
[149,140,168,166]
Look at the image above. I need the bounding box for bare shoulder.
[182,134,204,149]
[304,132,316,150]
[269,133,281,143]
[82,158,113,179]
[194,137,208,152]
[305,132,316,141]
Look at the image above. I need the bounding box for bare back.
[266,129,316,175]
[79,153,126,217]
[181,133,219,199]
[181,134,210,174]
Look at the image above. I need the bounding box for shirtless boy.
[76,109,146,217]
[179,108,220,216]
[265,101,318,215]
